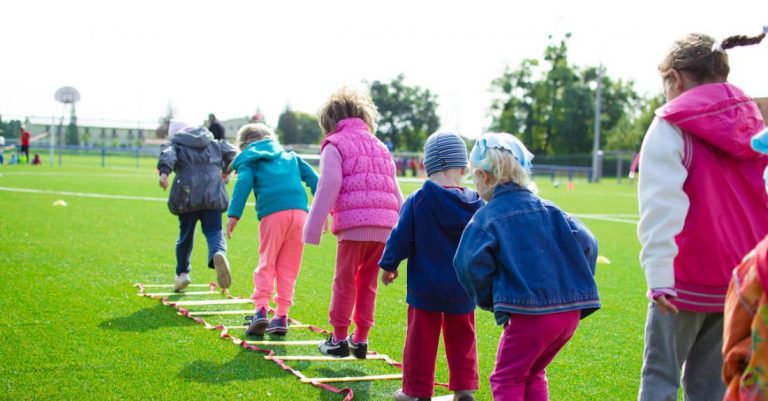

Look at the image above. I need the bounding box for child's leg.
[199,210,226,268]
[175,212,199,275]
[351,241,384,343]
[402,306,442,398]
[638,306,706,401]
[272,210,307,316]
[443,311,479,393]
[252,211,290,310]
[329,240,363,341]
[489,311,579,401]
[681,312,725,401]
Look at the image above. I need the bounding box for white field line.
[573,213,638,225]
[0,172,153,178]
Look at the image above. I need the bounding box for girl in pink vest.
[637,28,768,401]
[304,87,403,358]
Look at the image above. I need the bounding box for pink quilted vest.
[320,118,400,234]
[656,83,768,312]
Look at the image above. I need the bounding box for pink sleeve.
[303,145,343,245]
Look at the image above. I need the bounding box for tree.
[490,34,643,155]
[295,112,322,144]
[606,93,665,151]
[277,106,300,145]
[155,103,175,139]
[370,74,440,151]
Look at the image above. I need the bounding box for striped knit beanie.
[423,132,468,176]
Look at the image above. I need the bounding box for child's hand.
[226,217,238,239]
[159,173,169,191]
[381,270,398,286]
[221,172,229,184]
[654,295,679,315]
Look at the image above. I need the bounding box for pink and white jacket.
[303,118,402,245]
[638,83,768,312]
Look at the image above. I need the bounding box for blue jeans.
[176,210,226,275]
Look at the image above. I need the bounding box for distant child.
[723,127,768,401]
[226,123,318,336]
[19,126,30,164]
[454,133,600,401]
[379,132,483,401]
[157,121,237,292]
[636,29,768,401]
[0,136,5,164]
[303,87,403,358]
[32,154,41,165]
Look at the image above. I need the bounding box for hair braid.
[721,32,766,50]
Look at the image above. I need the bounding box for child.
[303,87,403,358]
[157,121,237,292]
[454,133,600,401]
[723,127,768,401]
[31,154,41,165]
[379,132,483,401]
[636,29,768,401]
[226,123,318,336]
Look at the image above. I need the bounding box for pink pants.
[491,311,580,401]
[329,240,384,343]
[403,306,479,397]
[251,209,307,317]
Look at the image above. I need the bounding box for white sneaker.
[212,252,231,289]
[174,273,191,292]
[394,389,429,401]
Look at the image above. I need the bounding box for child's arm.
[227,165,255,224]
[157,143,177,189]
[379,194,417,282]
[454,220,497,311]
[637,118,689,296]
[566,214,598,275]
[297,156,319,196]
[218,140,238,173]
[303,145,343,245]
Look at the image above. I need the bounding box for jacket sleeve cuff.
[158,168,171,176]
[303,231,322,245]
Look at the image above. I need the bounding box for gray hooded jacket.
[157,127,236,215]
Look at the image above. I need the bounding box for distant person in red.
[31,154,41,165]
[19,126,31,163]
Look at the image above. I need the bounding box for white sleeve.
[637,117,690,290]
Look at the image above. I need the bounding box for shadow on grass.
[314,367,371,401]
[98,304,196,332]
[177,348,287,384]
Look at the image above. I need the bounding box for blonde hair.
[236,123,275,150]
[317,87,379,134]
[472,147,538,194]
[659,31,766,83]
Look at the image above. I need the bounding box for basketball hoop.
[54,86,80,104]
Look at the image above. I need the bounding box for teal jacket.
[227,138,318,221]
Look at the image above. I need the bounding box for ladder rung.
[265,354,388,361]
[184,310,254,316]
[244,340,321,346]
[139,291,218,297]
[138,284,211,288]
[171,299,252,306]
[301,373,402,383]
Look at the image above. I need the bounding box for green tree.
[370,74,440,151]
[606,93,665,151]
[295,112,322,144]
[490,34,643,155]
[277,106,300,144]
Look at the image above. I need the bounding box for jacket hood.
[171,127,214,149]
[656,83,766,159]
[231,137,284,170]
[421,180,484,235]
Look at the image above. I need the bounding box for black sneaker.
[265,315,288,336]
[347,336,368,359]
[245,307,269,336]
[318,335,350,358]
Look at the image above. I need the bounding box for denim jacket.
[454,182,600,325]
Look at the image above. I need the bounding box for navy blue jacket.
[379,180,485,314]
[454,182,600,325]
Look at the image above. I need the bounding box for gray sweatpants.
[637,303,725,401]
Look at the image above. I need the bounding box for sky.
[2,0,767,137]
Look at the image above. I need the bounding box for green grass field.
[0,157,647,400]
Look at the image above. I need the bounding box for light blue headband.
[470,132,534,174]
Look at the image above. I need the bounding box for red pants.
[490,311,580,401]
[403,306,479,397]
[329,240,384,342]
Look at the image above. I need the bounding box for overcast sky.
[2,0,767,136]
